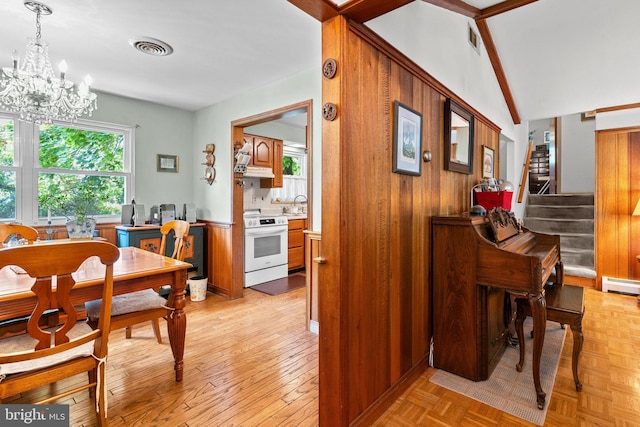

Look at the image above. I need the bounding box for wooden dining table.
[0,245,192,381]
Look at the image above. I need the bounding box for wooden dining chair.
[85,220,190,344]
[0,224,49,338]
[0,240,120,427]
[0,224,39,244]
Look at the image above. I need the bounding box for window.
[0,113,134,225]
[271,147,307,203]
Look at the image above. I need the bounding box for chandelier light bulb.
[58,59,67,73]
[11,50,19,70]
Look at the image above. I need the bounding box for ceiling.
[0,0,638,123]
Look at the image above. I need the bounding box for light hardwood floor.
[7,286,640,426]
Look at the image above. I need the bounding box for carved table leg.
[529,292,547,410]
[515,299,526,372]
[570,309,584,391]
[167,269,187,382]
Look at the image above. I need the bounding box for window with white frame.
[271,146,307,203]
[0,113,134,225]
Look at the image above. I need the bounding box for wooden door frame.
[229,100,313,298]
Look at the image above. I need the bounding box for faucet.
[293,194,308,213]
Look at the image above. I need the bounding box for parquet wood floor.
[6,287,640,426]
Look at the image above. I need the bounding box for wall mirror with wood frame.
[444,98,475,174]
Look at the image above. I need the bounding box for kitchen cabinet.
[244,134,273,167]
[261,139,283,188]
[288,218,307,271]
[115,224,204,276]
[243,133,283,188]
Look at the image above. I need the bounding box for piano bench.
[514,283,585,392]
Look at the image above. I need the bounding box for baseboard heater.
[602,276,640,295]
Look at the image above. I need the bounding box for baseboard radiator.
[602,276,640,295]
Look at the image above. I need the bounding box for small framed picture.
[157,154,179,173]
[482,145,494,178]
[392,101,423,176]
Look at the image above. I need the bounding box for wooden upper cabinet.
[244,133,283,188]
[253,136,273,167]
[262,139,283,188]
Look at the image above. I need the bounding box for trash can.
[188,276,207,302]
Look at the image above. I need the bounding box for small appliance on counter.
[160,204,176,225]
[183,203,196,223]
[150,205,161,225]
[120,199,145,226]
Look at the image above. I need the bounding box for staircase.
[523,193,595,279]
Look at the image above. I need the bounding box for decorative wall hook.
[323,58,337,79]
[322,103,337,121]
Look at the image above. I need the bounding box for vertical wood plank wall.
[320,16,500,426]
[595,128,640,284]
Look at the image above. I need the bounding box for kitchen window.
[271,147,307,202]
[0,113,134,225]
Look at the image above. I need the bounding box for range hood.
[244,166,275,178]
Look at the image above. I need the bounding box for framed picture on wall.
[157,154,179,173]
[482,145,494,178]
[392,101,423,176]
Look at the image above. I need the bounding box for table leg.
[529,291,547,410]
[570,309,584,391]
[167,269,187,381]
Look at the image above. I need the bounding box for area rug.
[249,274,306,296]
[430,318,566,426]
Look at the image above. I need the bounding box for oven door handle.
[245,226,288,236]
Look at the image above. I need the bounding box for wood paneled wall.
[203,221,236,298]
[595,128,640,285]
[319,16,500,426]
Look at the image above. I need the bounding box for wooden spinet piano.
[432,208,563,409]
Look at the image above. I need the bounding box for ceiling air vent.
[129,37,174,56]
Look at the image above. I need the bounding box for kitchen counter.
[284,213,307,220]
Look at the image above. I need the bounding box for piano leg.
[529,291,547,410]
[515,300,526,372]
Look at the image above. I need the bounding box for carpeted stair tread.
[565,265,597,279]
[524,218,593,234]
[526,205,594,219]
[527,193,594,206]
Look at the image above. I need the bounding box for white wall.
[560,113,595,193]
[193,68,322,229]
[596,108,640,130]
[89,91,195,221]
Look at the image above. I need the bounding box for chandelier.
[0,1,97,123]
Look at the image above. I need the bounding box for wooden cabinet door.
[272,139,283,187]
[261,139,283,188]
[253,137,273,167]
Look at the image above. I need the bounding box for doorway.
[230,100,313,296]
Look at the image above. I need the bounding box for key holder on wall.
[202,143,216,185]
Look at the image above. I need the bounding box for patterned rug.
[430,318,567,426]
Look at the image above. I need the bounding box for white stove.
[243,210,289,287]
